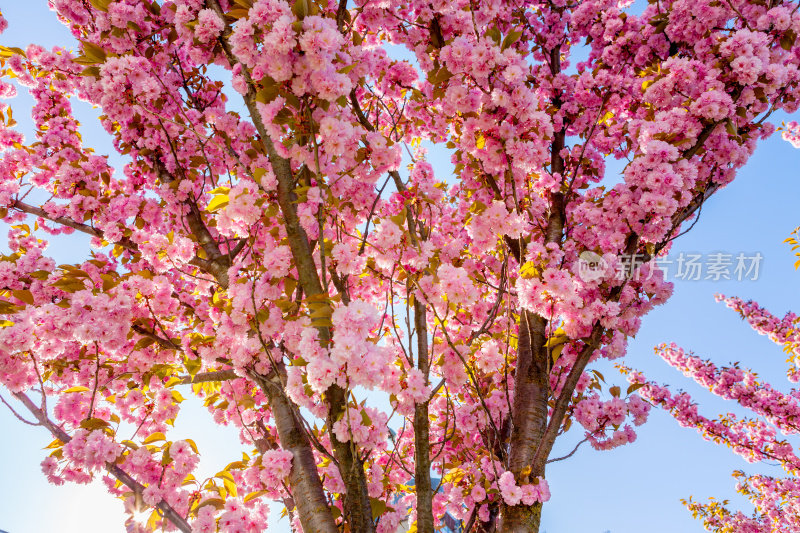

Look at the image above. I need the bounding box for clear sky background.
[2,3,800,533]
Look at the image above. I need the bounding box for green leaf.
[80,418,111,430]
[79,41,107,64]
[255,84,280,104]
[89,0,114,12]
[501,30,523,50]
[63,386,91,393]
[360,409,372,427]
[222,476,237,497]
[431,66,453,85]
[44,438,64,449]
[12,289,34,305]
[134,336,157,350]
[310,317,333,328]
[101,274,117,291]
[244,490,268,503]
[80,66,101,78]
[484,27,501,44]
[253,167,267,183]
[550,343,565,365]
[196,498,226,511]
[544,331,568,350]
[162,442,172,465]
[626,383,645,395]
[185,439,199,454]
[292,0,309,19]
[184,356,202,377]
[519,261,539,279]
[0,46,27,58]
[283,277,297,299]
[226,7,251,19]
[781,30,796,51]
[274,108,294,125]
[143,432,167,444]
[207,194,229,212]
[370,498,392,519]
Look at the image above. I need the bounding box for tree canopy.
[1,0,800,532]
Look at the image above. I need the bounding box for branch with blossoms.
[623,287,800,532]
[12,391,192,533]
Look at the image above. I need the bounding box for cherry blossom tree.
[0,0,799,532]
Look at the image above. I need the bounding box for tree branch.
[180,369,238,384]
[12,392,192,533]
[205,2,358,532]
[148,158,231,287]
[10,199,225,285]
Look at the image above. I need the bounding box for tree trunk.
[500,109,565,530]
[413,300,434,533]
[253,373,339,533]
[499,310,549,532]
[326,384,376,533]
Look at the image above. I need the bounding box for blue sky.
[2,3,800,533]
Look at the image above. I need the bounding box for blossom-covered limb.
[12,392,192,533]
